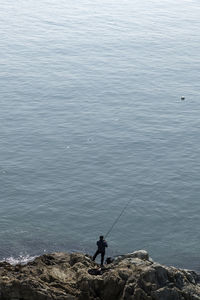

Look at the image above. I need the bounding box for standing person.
[92,235,108,266]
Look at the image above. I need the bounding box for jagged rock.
[0,251,200,300]
[114,250,149,264]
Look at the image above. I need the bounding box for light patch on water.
[2,254,37,266]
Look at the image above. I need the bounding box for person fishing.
[92,235,108,266]
[92,199,131,267]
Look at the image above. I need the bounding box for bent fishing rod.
[104,198,132,239]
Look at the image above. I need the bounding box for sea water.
[0,0,200,270]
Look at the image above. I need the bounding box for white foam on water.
[2,254,37,265]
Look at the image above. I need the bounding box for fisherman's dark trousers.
[92,250,105,265]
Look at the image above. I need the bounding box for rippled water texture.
[0,0,200,270]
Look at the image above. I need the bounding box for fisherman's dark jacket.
[97,240,108,252]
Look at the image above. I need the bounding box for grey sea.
[0,0,200,269]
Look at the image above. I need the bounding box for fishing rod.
[105,198,132,239]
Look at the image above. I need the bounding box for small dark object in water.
[181,96,185,100]
[106,257,114,264]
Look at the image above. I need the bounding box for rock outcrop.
[0,250,200,300]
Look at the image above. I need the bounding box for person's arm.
[104,241,108,247]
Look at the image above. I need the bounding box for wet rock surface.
[0,250,200,300]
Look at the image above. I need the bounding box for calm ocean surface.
[0,0,200,269]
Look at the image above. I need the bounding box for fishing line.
[105,198,132,238]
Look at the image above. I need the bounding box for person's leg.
[92,250,100,261]
[101,252,105,266]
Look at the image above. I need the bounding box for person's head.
[99,235,104,240]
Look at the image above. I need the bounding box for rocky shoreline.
[0,250,200,300]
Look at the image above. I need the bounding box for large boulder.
[0,251,200,300]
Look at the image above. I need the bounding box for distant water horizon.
[0,0,200,271]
